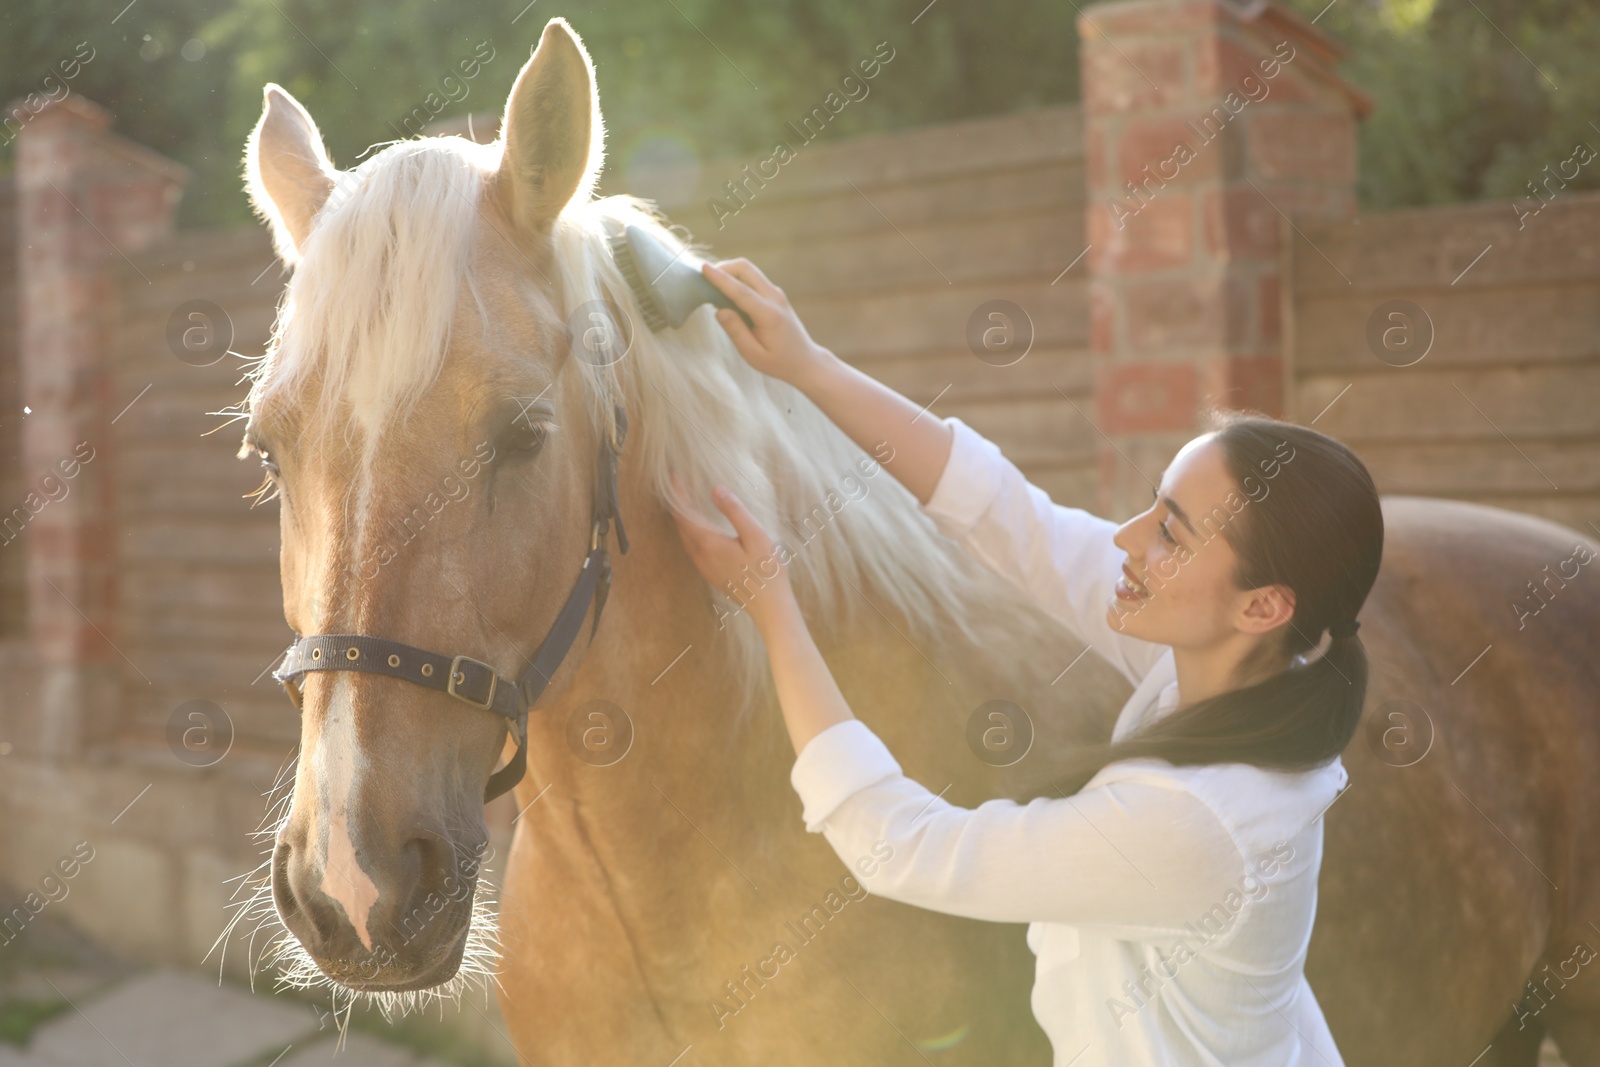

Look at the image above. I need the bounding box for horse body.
[1308,498,1600,1065]
[235,18,1600,1066]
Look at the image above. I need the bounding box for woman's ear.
[1239,583,1296,635]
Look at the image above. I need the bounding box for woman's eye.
[1158,520,1175,545]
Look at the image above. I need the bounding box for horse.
[227,17,1600,1066]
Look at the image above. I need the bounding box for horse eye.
[504,421,549,456]
[250,438,281,476]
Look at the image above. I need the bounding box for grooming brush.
[609,223,755,332]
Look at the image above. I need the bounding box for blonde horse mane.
[240,132,1055,712]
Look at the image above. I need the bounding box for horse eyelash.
[245,473,280,508]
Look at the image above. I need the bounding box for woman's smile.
[1116,562,1152,601]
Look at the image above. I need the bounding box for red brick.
[1193,35,1312,103]
[14,90,183,676]
[1122,274,1226,352]
[1095,446,1121,516]
[1086,123,1110,193]
[1116,116,1226,190]
[1090,191,1194,273]
[1081,40,1189,116]
[1258,272,1280,344]
[1201,186,1280,261]
[1089,283,1117,357]
[1223,271,1256,347]
[1246,112,1356,184]
[1201,354,1285,417]
[1083,0,1225,39]
[1096,361,1200,434]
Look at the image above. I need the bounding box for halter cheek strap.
[271,403,629,804]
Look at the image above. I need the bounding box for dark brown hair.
[1037,409,1384,798]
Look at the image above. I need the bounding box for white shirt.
[789,416,1348,1067]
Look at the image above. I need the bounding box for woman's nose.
[1113,512,1146,556]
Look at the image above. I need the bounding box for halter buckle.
[447,655,498,709]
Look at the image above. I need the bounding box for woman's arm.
[791,720,1244,931]
[702,258,1165,685]
[668,486,1243,933]
[701,259,954,506]
[921,417,1169,685]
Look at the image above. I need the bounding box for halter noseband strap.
[271,402,630,804]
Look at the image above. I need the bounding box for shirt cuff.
[921,416,1008,537]
[790,719,903,833]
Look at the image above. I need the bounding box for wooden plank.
[856,345,1094,405]
[799,277,1088,362]
[613,105,1085,211]
[114,305,280,366]
[121,522,280,562]
[126,700,301,748]
[1293,190,1600,295]
[937,394,1099,467]
[1354,438,1600,495]
[122,568,283,612]
[1296,365,1600,441]
[1021,463,1099,512]
[688,161,1084,249]
[1294,282,1600,370]
[713,208,1086,299]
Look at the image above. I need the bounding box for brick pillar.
[1080,0,1369,517]
[13,96,186,757]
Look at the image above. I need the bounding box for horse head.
[238,19,622,1000]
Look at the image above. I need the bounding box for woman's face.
[1105,436,1290,649]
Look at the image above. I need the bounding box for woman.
[669,258,1382,1066]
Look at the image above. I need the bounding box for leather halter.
[271,402,630,803]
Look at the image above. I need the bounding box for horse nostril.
[271,839,300,923]
[389,834,484,937]
[273,836,342,947]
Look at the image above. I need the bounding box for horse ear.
[246,84,337,264]
[496,18,604,235]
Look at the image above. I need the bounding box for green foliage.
[0,998,70,1047]
[2,0,1598,227]
[1279,0,1600,209]
[0,0,1080,228]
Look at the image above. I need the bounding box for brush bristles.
[608,230,670,332]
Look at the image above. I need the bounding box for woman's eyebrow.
[1162,495,1197,535]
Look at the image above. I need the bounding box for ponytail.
[1033,412,1383,798]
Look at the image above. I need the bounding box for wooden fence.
[1289,191,1600,533]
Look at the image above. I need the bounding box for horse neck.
[526,450,796,817]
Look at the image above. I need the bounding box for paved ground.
[0,967,461,1067]
[0,892,508,1067]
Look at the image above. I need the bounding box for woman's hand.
[668,471,796,632]
[669,473,853,754]
[702,258,837,389]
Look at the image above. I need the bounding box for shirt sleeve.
[791,719,1244,935]
[921,415,1166,687]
